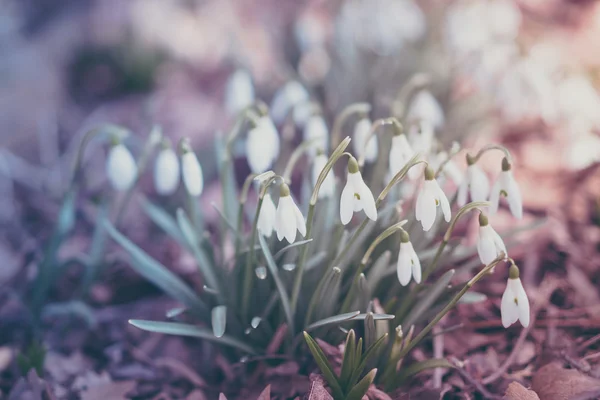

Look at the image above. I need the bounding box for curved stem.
[225,100,268,154]
[392,73,431,119]
[357,117,401,167]
[282,139,320,183]
[235,173,258,262]
[470,144,513,165]
[330,103,372,151]
[434,143,461,178]
[310,137,352,205]
[241,196,264,322]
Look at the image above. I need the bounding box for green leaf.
[105,221,207,315]
[273,239,313,260]
[257,233,294,336]
[348,333,388,388]
[402,269,455,328]
[346,368,377,400]
[305,311,361,332]
[210,202,242,240]
[396,358,454,383]
[303,332,344,399]
[211,306,227,338]
[129,320,258,354]
[349,313,395,322]
[339,330,357,391]
[176,208,221,298]
[140,198,186,245]
[458,291,487,304]
[366,250,391,292]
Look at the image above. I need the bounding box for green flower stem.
[394,255,506,361]
[330,103,372,150]
[282,139,320,183]
[290,138,352,317]
[357,117,402,168]
[241,196,264,321]
[235,173,258,262]
[470,144,513,165]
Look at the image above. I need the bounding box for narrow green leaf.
[273,239,313,260]
[258,234,294,336]
[364,312,376,350]
[349,313,395,322]
[346,368,377,400]
[339,330,357,390]
[140,198,186,245]
[105,221,207,315]
[396,358,454,383]
[211,306,227,338]
[176,208,221,297]
[129,320,257,354]
[305,311,360,332]
[458,291,487,304]
[402,269,455,328]
[57,188,76,237]
[366,250,391,292]
[348,333,388,388]
[303,332,344,399]
[210,202,242,239]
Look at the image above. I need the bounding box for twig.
[482,278,560,384]
[432,324,444,389]
[578,333,600,352]
[449,357,502,399]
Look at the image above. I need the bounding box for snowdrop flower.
[312,151,336,199]
[407,90,445,130]
[275,183,306,243]
[397,231,421,286]
[225,69,254,116]
[106,142,137,191]
[304,114,329,157]
[246,116,280,174]
[353,117,378,163]
[501,264,530,328]
[415,166,451,231]
[408,120,435,156]
[180,140,204,197]
[270,81,310,124]
[257,193,277,237]
[340,156,377,225]
[154,140,180,196]
[389,132,416,178]
[429,151,463,187]
[477,213,507,265]
[489,158,522,219]
[457,155,490,206]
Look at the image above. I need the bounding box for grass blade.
[257,233,294,336]
[339,330,357,390]
[396,358,454,383]
[129,320,257,354]
[402,269,455,328]
[105,221,207,315]
[348,333,388,388]
[274,239,313,260]
[211,306,227,338]
[303,332,344,399]
[305,311,361,332]
[346,368,377,400]
[140,198,186,245]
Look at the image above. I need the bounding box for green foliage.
[16,342,46,377]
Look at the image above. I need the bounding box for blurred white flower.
[257,193,277,237]
[106,143,137,191]
[397,232,421,286]
[246,116,280,174]
[154,145,180,196]
[353,118,378,163]
[407,90,445,129]
[457,163,490,206]
[340,157,377,225]
[275,184,306,243]
[501,265,530,328]
[225,69,254,116]
[181,149,203,197]
[408,120,435,158]
[429,151,463,187]
[415,166,451,231]
[304,114,329,156]
[389,133,418,180]
[489,158,522,219]
[270,81,310,124]
[556,75,600,129]
[477,214,507,265]
[312,153,336,199]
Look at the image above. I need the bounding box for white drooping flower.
[457,158,490,206]
[106,143,137,191]
[340,156,377,225]
[407,90,445,129]
[225,69,254,116]
[397,231,421,286]
[304,114,329,156]
[274,183,306,243]
[415,166,451,231]
[246,116,280,174]
[489,158,522,219]
[429,150,463,187]
[154,143,180,196]
[353,117,378,163]
[477,213,507,265]
[270,81,310,124]
[389,133,416,178]
[257,193,277,237]
[501,264,530,328]
[312,153,336,199]
[408,120,435,157]
[180,142,204,197]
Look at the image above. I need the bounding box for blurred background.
[2,0,600,398]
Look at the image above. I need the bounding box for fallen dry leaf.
[504,382,540,400]
[257,385,271,400]
[532,362,600,400]
[80,380,136,400]
[219,393,228,400]
[306,374,333,400]
[186,390,208,400]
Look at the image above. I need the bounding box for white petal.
[280,197,298,243]
[271,81,309,124]
[246,123,276,173]
[506,171,523,219]
[489,178,502,214]
[477,227,497,265]
[435,182,452,222]
[469,165,490,202]
[340,177,355,225]
[107,144,137,191]
[410,244,422,284]
[407,90,445,129]
[304,115,329,155]
[275,198,287,241]
[515,279,530,327]
[292,199,307,237]
[358,179,377,221]
[154,148,180,195]
[258,194,276,237]
[397,246,413,286]
[181,152,203,196]
[225,69,254,116]
[501,282,519,328]
[417,183,437,231]
[490,227,507,257]
[457,178,468,207]
[353,118,378,162]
